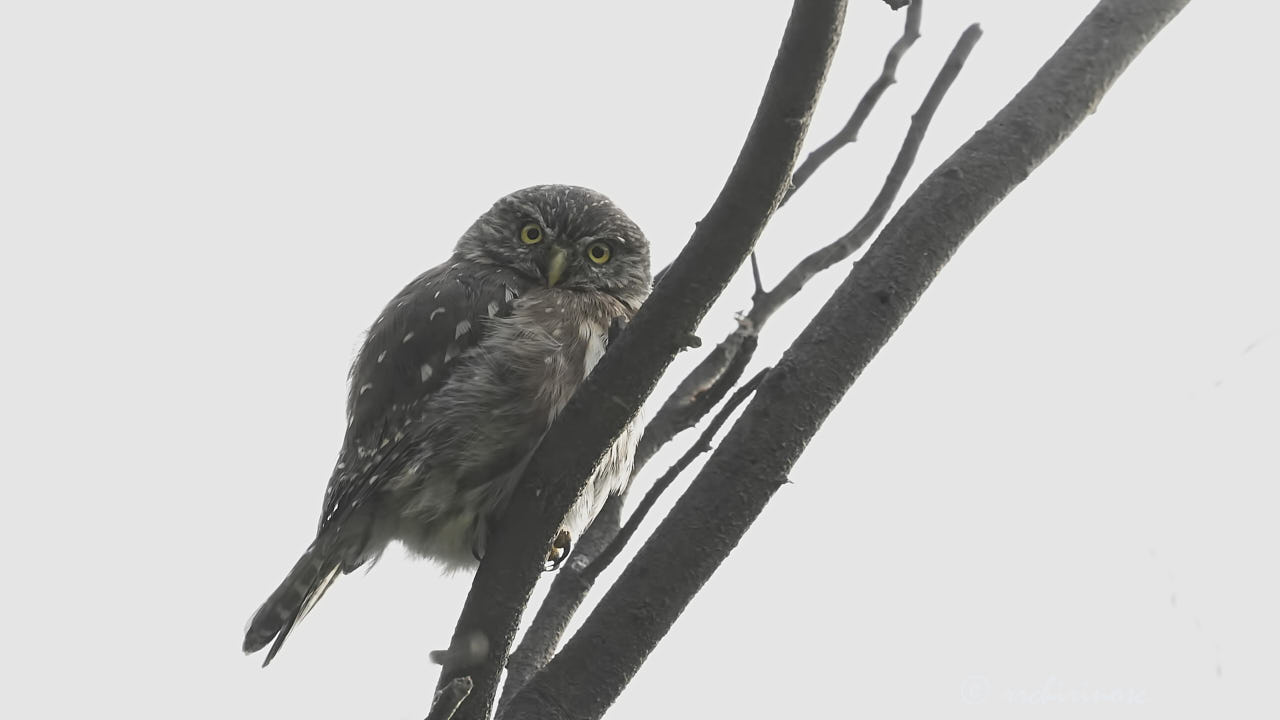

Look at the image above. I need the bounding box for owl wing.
[318,260,528,533]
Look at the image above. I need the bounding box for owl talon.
[544,529,573,571]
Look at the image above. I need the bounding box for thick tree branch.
[434,3,847,719]
[502,1,1190,717]
[496,498,620,712]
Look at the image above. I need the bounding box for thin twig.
[582,368,770,585]
[751,14,980,327]
[638,2,925,466]
[784,0,922,205]
[749,252,765,300]
[661,2,921,307]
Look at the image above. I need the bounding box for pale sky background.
[2,1,1277,718]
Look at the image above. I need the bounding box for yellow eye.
[520,224,543,244]
[586,242,611,265]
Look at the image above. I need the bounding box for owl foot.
[544,529,573,571]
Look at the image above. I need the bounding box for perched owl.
[243,185,651,665]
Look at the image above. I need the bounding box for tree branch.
[502,1,1191,716]
[434,2,847,719]
[582,368,769,586]
[637,0,925,474]
[784,0,922,205]
[497,372,766,711]
[751,7,976,328]
[502,6,930,702]
[652,0,921,323]
[496,498,620,713]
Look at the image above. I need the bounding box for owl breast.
[497,289,615,421]
[389,286,634,568]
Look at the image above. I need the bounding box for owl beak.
[545,247,568,288]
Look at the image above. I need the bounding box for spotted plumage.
[243,185,651,665]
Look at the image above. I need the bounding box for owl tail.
[243,543,342,666]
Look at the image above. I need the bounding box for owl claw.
[544,529,573,571]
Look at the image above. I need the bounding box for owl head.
[455,185,651,312]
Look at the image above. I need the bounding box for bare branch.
[496,498,620,712]
[434,2,848,718]
[499,371,766,710]
[501,6,931,700]
[425,677,473,720]
[634,330,757,471]
[638,0,945,470]
[582,368,769,585]
[749,251,765,300]
[651,1,921,311]
[784,0,922,205]
[502,1,1190,717]
[752,19,981,328]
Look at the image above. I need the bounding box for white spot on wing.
[420,363,434,382]
[359,383,374,395]
[430,308,446,321]
[455,320,471,339]
[488,301,500,317]
[377,351,387,363]
[444,343,461,364]
[403,332,415,343]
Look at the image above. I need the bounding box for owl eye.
[586,242,611,265]
[520,224,543,244]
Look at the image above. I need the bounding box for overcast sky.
[3,1,1276,718]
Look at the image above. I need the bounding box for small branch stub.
[426,677,474,720]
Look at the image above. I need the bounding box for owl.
[243,185,651,665]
